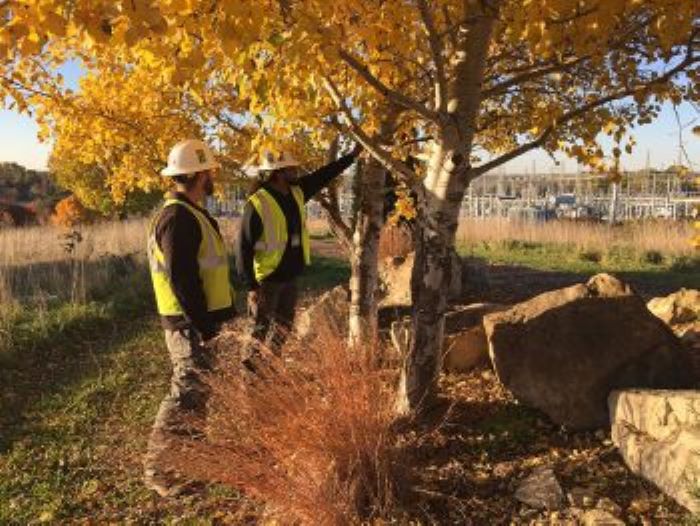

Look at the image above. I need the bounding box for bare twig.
[672,103,696,169]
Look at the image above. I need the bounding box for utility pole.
[609,181,619,225]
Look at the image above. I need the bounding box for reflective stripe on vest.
[147,198,233,316]
[248,186,311,282]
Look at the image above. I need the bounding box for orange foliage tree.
[51,195,94,227]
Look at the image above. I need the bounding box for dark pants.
[248,279,299,355]
[144,328,213,493]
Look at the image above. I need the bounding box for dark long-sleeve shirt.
[236,154,356,288]
[154,192,235,339]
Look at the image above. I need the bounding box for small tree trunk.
[348,108,398,345]
[396,13,495,414]
[348,157,386,345]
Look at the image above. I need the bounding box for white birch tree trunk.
[348,156,386,345]
[396,13,496,414]
[348,109,398,345]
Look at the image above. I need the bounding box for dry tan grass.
[0,219,147,266]
[457,218,696,256]
[307,218,331,237]
[0,219,148,305]
[303,216,695,258]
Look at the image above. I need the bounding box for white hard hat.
[161,139,221,177]
[258,150,301,172]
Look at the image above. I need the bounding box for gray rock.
[647,288,700,325]
[484,273,693,429]
[295,285,349,340]
[514,466,565,510]
[609,389,700,513]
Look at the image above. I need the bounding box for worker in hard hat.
[144,139,235,497]
[236,146,361,366]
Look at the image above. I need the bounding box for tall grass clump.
[174,326,402,525]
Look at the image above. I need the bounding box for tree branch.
[440,5,459,50]
[317,187,353,253]
[474,46,700,175]
[322,75,415,181]
[482,56,589,99]
[416,0,448,113]
[338,49,439,123]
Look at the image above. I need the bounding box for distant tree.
[0,162,58,203]
[49,152,160,217]
[51,195,95,227]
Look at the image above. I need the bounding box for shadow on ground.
[485,263,699,305]
[0,261,154,452]
[394,370,688,524]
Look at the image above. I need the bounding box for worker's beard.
[283,173,299,185]
[204,175,215,196]
[278,169,299,186]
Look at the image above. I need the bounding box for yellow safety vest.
[148,198,233,316]
[248,186,311,282]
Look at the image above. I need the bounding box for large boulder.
[648,289,700,376]
[443,326,490,373]
[378,253,415,308]
[389,303,507,373]
[443,303,509,373]
[295,285,349,340]
[648,288,700,349]
[647,288,700,326]
[483,273,694,429]
[444,302,508,333]
[609,389,700,513]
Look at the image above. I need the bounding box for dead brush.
[378,223,414,260]
[174,323,402,525]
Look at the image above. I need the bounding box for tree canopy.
[2,0,698,409]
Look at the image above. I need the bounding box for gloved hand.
[350,142,364,158]
[199,324,218,344]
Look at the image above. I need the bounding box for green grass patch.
[0,267,168,523]
[299,255,350,292]
[0,256,352,523]
[309,230,334,240]
[0,264,250,523]
[459,239,700,290]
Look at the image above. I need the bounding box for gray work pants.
[249,279,299,355]
[144,328,213,490]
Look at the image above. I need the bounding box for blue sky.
[1,60,698,173]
